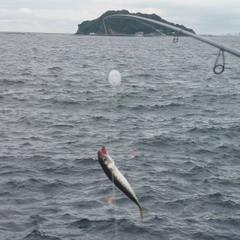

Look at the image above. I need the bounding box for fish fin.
[139,206,147,219]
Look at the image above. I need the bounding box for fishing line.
[103,19,114,70]
[109,91,118,240]
[103,18,119,240]
[133,18,167,36]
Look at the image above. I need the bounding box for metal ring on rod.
[213,64,225,74]
[213,49,225,74]
[173,36,178,43]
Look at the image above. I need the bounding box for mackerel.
[98,146,147,219]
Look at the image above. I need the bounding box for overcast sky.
[1,0,240,35]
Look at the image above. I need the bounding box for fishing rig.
[104,14,240,74]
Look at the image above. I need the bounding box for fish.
[97,146,147,219]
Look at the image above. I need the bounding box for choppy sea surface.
[0,32,240,240]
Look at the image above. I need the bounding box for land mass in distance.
[76,10,196,36]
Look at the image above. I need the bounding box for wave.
[23,230,61,240]
[0,79,25,85]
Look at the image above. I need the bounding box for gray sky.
[1,0,240,35]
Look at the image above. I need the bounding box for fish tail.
[139,206,147,219]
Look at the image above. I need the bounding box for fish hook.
[213,49,225,74]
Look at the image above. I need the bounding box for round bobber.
[108,70,121,87]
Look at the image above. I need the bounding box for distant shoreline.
[1,31,239,37]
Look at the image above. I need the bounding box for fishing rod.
[104,14,240,74]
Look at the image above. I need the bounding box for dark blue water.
[0,32,240,240]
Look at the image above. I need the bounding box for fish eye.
[102,157,107,162]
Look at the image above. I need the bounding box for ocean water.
[0,32,240,240]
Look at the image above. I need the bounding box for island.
[76,10,195,36]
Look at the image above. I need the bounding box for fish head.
[98,146,115,169]
[98,146,108,155]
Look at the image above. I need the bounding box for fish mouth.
[98,146,108,158]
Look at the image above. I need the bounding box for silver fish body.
[98,146,147,219]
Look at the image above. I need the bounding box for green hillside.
[76,10,195,36]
